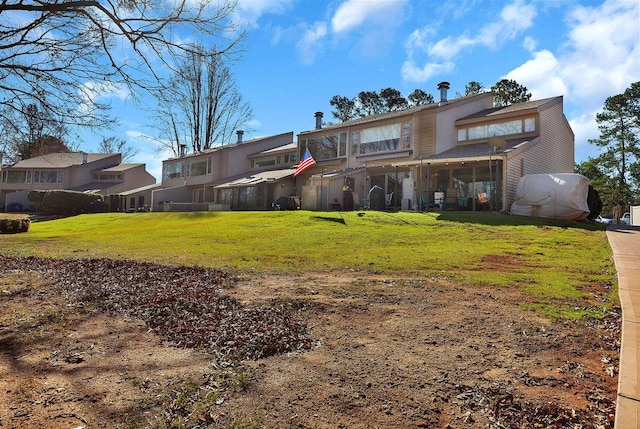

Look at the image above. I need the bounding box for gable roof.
[456,97,562,123]
[164,132,295,162]
[9,152,118,169]
[299,92,494,135]
[248,142,297,158]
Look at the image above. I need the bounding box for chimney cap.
[437,81,450,90]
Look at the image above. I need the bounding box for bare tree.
[97,136,139,162]
[0,0,244,133]
[154,44,252,154]
[0,102,72,162]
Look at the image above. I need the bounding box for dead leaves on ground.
[0,255,311,362]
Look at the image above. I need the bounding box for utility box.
[631,206,640,226]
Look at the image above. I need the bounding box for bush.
[587,185,603,220]
[28,190,104,216]
[0,217,30,234]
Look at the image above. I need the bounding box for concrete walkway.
[607,224,640,429]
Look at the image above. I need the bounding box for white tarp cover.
[510,173,590,220]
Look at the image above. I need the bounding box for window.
[350,131,359,156]
[360,124,402,155]
[163,161,183,180]
[188,157,211,177]
[34,170,63,183]
[401,121,411,149]
[3,170,29,183]
[252,157,277,168]
[219,189,232,205]
[525,117,536,132]
[461,116,536,141]
[468,125,488,140]
[302,131,347,161]
[489,120,521,136]
[251,152,296,169]
[93,173,122,181]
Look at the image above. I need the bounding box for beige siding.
[505,154,524,209]
[413,110,436,157]
[504,99,575,210]
[522,101,574,175]
[540,102,574,173]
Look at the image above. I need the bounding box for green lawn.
[1,210,617,319]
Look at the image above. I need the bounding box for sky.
[85,0,640,181]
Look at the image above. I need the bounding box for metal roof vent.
[315,112,324,130]
[437,81,450,106]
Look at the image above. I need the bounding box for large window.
[1,170,29,183]
[188,157,211,177]
[354,121,411,155]
[360,123,401,154]
[163,161,183,180]
[34,170,63,184]
[459,117,536,142]
[302,132,347,161]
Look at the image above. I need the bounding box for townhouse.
[0,152,156,212]
[294,83,574,212]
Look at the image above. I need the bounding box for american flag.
[294,149,316,177]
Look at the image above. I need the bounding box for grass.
[1,210,617,319]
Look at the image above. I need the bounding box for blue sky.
[88,0,640,181]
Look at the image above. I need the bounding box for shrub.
[587,185,603,220]
[0,217,30,234]
[28,190,104,216]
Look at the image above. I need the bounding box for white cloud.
[125,130,170,182]
[401,60,455,83]
[500,0,639,156]
[562,0,640,103]
[297,22,328,64]
[428,35,475,60]
[76,81,130,116]
[402,0,538,83]
[503,0,639,119]
[234,0,294,28]
[505,50,568,99]
[522,36,537,52]
[331,0,405,33]
[570,111,606,161]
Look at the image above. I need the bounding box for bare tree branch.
[152,44,252,154]
[0,0,245,143]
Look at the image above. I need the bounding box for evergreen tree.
[407,89,434,106]
[491,79,531,106]
[380,88,408,111]
[588,81,640,207]
[329,96,357,122]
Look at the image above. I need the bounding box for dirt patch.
[0,260,619,428]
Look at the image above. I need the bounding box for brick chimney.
[315,112,324,130]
